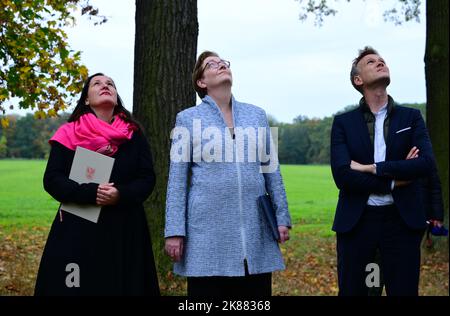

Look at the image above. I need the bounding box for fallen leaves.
[0,225,448,296]
[0,226,49,296]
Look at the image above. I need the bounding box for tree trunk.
[133,0,198,292]
[425,0,449,228]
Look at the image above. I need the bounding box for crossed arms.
[330,109,434,195]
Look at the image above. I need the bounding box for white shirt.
[367,104,394,206]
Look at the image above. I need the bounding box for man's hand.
[429,219,444,228]
[393,180,412,188]
[350,146,420,176]
[406,146,419,160]
[165,236,184,262]
[96,183,120,206]
[350,160,376,174]
[393,147,420,188]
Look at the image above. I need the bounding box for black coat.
[421,161,445,221]
[331,104,435,233]
[34,131,160,296]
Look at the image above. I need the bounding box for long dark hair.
[68,73,142,130]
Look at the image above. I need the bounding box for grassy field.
[0,160,448,296]
[282,165,338,237]
[0,160,57,228]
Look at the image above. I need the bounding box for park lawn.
[0,161,337,233]
[0,160,57,228]
[281,164,338,237]
[0,160,448,295]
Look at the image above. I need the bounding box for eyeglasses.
[203,59,231,72]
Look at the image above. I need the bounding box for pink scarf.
[50,113,136,156]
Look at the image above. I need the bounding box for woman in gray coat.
[164,51,292,297]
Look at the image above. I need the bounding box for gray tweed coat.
[165,95,292,277]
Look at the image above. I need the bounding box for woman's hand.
[96,182,120,206]
[278,226,290,244]
[165,236,184,262]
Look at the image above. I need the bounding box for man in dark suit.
[330,46,437,296]
[369,164,445,296]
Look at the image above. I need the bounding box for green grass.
[0,160,341,296]
[0,160,58,228]
[0,160,447,296]
[0,160,338,234]
[281,164,338,237]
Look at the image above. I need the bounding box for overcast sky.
[60,0,426,123]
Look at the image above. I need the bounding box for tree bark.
[425,0,449,227]
[133,0,198,291]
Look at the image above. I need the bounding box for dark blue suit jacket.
[330,99,435,233]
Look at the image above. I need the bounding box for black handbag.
[257,193,280,241]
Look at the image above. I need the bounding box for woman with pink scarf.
[34,73,160,296]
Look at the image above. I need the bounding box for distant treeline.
[0,113,69,159]
[0,103,425,162]
[271,102,425,165]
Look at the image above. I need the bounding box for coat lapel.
[355,109,374,160]
[385,108,400,160]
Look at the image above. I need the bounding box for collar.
[202,94,237,117]
[202,94,236,108]
[359,95,395,117]
[201,94,237,127]
[375,103,388,116]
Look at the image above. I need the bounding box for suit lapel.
[355,110,374,160]
[385,109,400,160]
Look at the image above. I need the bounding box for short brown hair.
[192,50,219,98]
[350,46,379,93]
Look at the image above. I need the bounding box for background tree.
[0,0,106,126]
[0,114,18,156]
[279,121,310,164]
[0,134,7,158]
[133,0,198,290]
[424,0,448,228]
[296,0,449,227]
[0,113,68,158]
[7,114,36,158]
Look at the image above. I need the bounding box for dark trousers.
[336,205,424,296]
[187,260,272,297]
